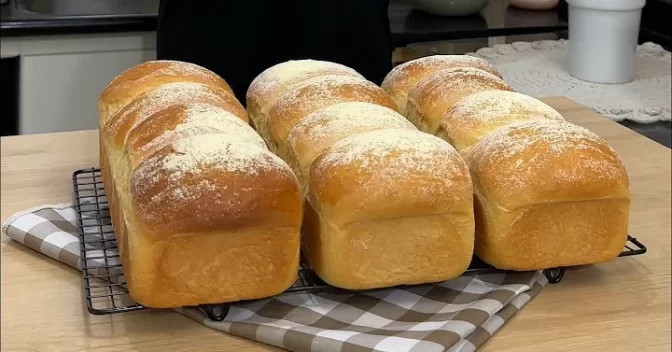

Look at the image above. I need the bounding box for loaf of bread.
[466,119,630,270]
[405,67,515,134]
[249,62,475,290]
[246,60,364,147]
[437,90,565,155]
[307,129,475,289]
[381,55,502,114]
[99,61,302,308]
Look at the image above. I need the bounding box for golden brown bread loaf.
[381,55,502,114]
[246,60,364,147]
[466,119,630,270]
[382,55,630,272]
[437,90,565,156]
[405,67,515,134]
[99,61,302,308]
[248,62,475,290]
[306,129,475,289]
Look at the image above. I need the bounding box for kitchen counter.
[1,97,670,351]
[1,0,568,44]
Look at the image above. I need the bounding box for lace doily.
[468,40,672,123]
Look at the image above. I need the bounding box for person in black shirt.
[157,0,393,104]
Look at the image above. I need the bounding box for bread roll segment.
[99,60,234,128]
[105,81,247,148]
[405,67,515,134]
[246,59,365,146]
[285,102,416,190]
[99,60,302,308]
[307,129,475,290]
[466,120,630,271]
[437,90,565,155]
[268,75,398,151]
[126,103,266,170]
[381,55,502,114]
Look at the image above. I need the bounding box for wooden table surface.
[1,97,670,352]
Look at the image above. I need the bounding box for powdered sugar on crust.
[248,60,364,107]
[312,129,468,193]
[467,120,628,199]
[287,102,415,148]
[446,91,564,125]
[382,55,501,90]
[136,104,266,161]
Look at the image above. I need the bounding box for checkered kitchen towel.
[2,203,547,352]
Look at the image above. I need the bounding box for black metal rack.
[73,167,647,321]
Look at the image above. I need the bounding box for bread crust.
[246,59,364,117]
[381,55,503,114]
[405,67,514,134]
[99,61,302,308]
[245,59,478,290]
[285,102,415,191]
[246,59,364,150]
[131,136,303,239]
[437,90,565,155]
[306,129,475,289]
[99,60,233,128]
[466,120,630,270]
[126,104,265,170]
[268,75,398,148]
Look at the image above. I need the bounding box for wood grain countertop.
[1,97,670,352]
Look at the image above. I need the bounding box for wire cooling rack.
[73,167,648,321]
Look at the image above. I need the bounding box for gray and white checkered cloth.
[2,203,547,352]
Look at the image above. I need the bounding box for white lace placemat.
[468,40,672,123]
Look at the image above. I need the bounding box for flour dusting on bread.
[136,104,265,161]
[410,68,513,112]
[468,119,628,193]
[165,135,283,177]
[248,60,364,107]
[270,75,397,140]
[105,60,226,96]
[288,102,415,148]
[445,90,564,125]
[382,55,502,90]
[313,129,468,191]
[106,82,245,145]
[271,75,389,113]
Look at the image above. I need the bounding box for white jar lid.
[567,0,646,11]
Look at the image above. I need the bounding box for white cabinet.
[1,32,156,135]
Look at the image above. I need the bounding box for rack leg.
[199,304,230,321]
[544,268,566,284]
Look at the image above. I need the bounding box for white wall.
[1,32,156,135]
